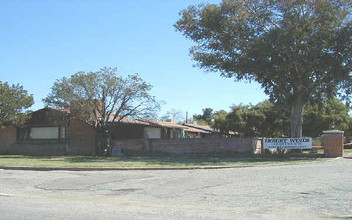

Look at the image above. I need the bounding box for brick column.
[323,130,344,157]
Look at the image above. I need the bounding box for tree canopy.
[303,98,351,137]
[212,101,291,137]
[44,67,160,155]
[212,109,228,133]
[211,99,351,138]
[193,108,214,125]
[175,0,352,137]
[0,81,34,126]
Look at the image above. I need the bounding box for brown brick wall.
[0,127,17,154]
[150,138,253,155]
[1,126,69,156]
[2,119,96,156]
[69,118,96,156]
[112,137,256,155]
[112,139,149,154]
[323,131,344,157]
[6,140,66,156]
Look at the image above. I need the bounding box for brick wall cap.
[323,130,344,134]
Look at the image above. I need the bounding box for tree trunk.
[291,94,304,138]
[95,125,105,156]
[95,129,100,156]
[95,125,111,156]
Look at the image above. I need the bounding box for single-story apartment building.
[0,107,190,156]
[1,107,96,155]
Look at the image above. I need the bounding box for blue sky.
[0,0,268,117]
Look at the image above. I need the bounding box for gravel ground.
[0,158,351,220]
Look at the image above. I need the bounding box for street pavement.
[0,158,351,220]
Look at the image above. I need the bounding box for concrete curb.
[0,165,255,171]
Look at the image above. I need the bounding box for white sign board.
[263,138,312,149]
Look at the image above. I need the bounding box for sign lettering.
[263,138,312,149]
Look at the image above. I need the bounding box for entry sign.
[263,138,312,149]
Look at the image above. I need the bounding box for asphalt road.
[1,158,351,220]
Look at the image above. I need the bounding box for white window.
[145,127,161,139]
[30,127,59,139]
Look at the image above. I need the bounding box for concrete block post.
[323,130,344,157]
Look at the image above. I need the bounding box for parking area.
[1,158,351,220]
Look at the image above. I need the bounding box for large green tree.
[218,101,290,137]
[44,67,160,155]
[193,107,214,125]
[211,99,351,137]
[0,81,34,126]
[212,109,228,133]
[175,0,352,137]
[303,98,351,137]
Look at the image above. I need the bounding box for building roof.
[108,116,186,129]
[118,117,150,125]
[138,119,187,129]
[40,107,190,130]
[46,106,70,113]
[107,115,149,125]
[183,123,219,133]
[183,123,238,135]
[183,126,210,134]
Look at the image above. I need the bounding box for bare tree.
[160,108,185,123]
[44,67,160,155]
